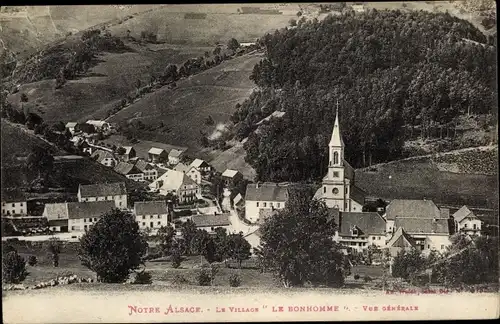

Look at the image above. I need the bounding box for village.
[1,112,486,262]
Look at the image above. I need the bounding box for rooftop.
[246,183,289,202]
[393,217,450,235]
[452,205,478,223]
[148,147,166,155]
[79,182,127,197]
[134,159,154,172]
[134,200,169,215]
[114,162,141,175]
[67,201,115,219]
[148,169,197,191]
[222,169,240,178]
[169,149,183,158]
[189,158,209,169]
[338,211,386,236]
[385,199,443,220]
[173,162,190,173]
[192,214,231,227]
[386,227,416,248]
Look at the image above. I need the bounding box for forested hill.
[231,9,497,182]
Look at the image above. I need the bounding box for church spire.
[329,99,344,147]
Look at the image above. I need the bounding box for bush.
[354,274,360,280]
[363,276,373,283]
[229,273,241,287]
[2,251,28,284]
[196,269,212,286]
[172,274,189,285]
[28,255,38,266]
[171,251,182,268]
[133,271,152,284]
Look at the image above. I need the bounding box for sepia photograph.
[1,2,498,322]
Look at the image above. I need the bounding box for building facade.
[134,200,170,231]
[244,183,289,223]
[149,169,200,203]
[77,182,128,209]
[452,205,482,236]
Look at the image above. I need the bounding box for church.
[313,109,366,212]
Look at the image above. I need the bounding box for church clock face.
[332,187,339,194]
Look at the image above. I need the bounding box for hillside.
[234,9,496,183]
[355,147,498,210]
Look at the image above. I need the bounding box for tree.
[256,188,346,287]
[170,239,184,268]
[180,219,197,255]
[227,38,240,51]
[289,19,297,27]
[157,224,176,256]
[190,229,217,264]
[78,209,148,283]
[296,11,302,17]
[227,232,252,268]
[26,146,54,180]
[2,251,28,284]
[20,93,28,102]
[52,121,66,132]
[47,237,62,267]
[391,247,426,283]
[213,46,222,56]
[213,227,230,265]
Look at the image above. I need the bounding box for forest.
[231,9,497,182]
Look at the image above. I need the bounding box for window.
[150,215,153,219]
[441,245,444,250]
[12,203,15,207]
[119,202,122,206]
[427,245,430,249]
[333,171,339,178]
[158,215,161,219]
[333,151,339,165]
[277,203,280,208]
[464,224,468,228]
[20,203,23,206]
[84,218,87,223]
[142,216,145,220]
[345,202,348,209]
[71,226,75,230]
[270,202,273,207]
[142,222,146,226]
[263,202,267,207]
[473,224,477,229]
[332,188,339,194]
[94,218,97,222]
[158,222,161,225]
[345,187,348,194]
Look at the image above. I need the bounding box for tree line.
[230,9,496,182]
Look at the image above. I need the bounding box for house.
[384,199,452,253]
[148,169,201,203]
[329,209,387,252]
[67,201,115,232]
[168,149,184,165]
[82,144,97,155]
[86,120,110,131]
[189,158,211,173]
[313,110,366,211]
[148,147,168,163]
[134,200,170,231]
[114,162,144,182]
[42,203,69,221]
[77,182,128,209]
[135,160,158,181]
[1,189,27,216]
[48,219,69,233]
[386,227,417,257]
[222,169,243,187]
[245,182,289,223]
[120,146,136,162]
[65,122,78,135]
[175,163,202,185]
[452,205,482,236]
[91,149,117,167]
[191,214,231,233]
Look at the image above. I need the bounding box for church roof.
[329,110,344,147]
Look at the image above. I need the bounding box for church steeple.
[329,100,344,148]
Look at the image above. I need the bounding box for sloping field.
[355,149,499,209]
[106,52,262,150]
[7,43,212,124]
[0,120,62,165]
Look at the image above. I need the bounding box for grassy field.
[356,151,499,210]
[6,240,388,290]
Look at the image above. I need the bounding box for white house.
[384,199,452,253]
[148,147,168,163]
[168,149,184,165]
[119,146,136,162]
[91,149,117,168]
[328,209,387,253]
[189,158,211,173]
[65,122,78,135]
[77,182,128,209]
[67,201,115,232]
[149,169,200,203]
[174,163,202,184]
[452,205,482,236]
[86,120,110,131]
[135,160,158,181]
[1,189,27,216]
[114,162,144,182]
[134,200,170,232]
[244,182,289,223]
